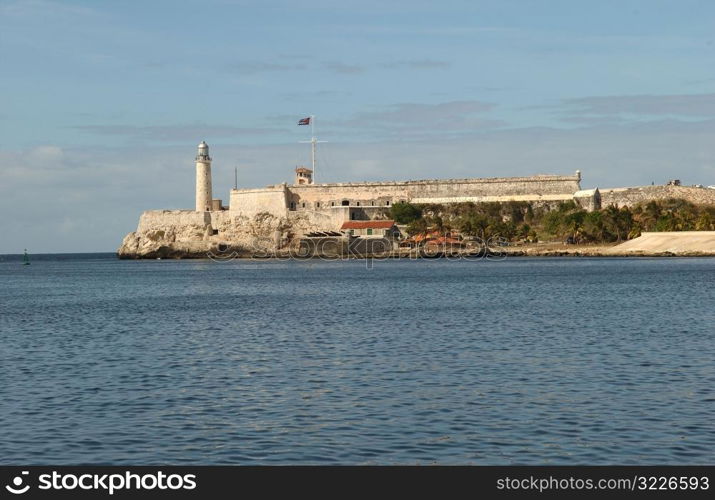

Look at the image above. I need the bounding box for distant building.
[401,230,464,248]
[341,220,400,238]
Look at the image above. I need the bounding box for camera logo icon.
[5,471,30,495]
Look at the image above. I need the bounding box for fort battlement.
[600,185,715,208]
[259,173,581,190]
[229,172,585,219]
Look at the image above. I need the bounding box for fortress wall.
[137,210,212,238]
[347,206,392,221]
[286,174,582,209]
[288,183,410,208]
[285,206,393,233]
[600,186,715,208]
[409,194,576,204]
[118,210,215,258]
[285,208,347,234]
[229,185,289,218]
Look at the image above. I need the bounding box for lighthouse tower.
[195,141,212,212]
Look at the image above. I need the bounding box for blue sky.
[2,0,715,252]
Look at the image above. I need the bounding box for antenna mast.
[299,115,326,184]
[311,116,316,174]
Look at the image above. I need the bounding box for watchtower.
[295,166,313,185]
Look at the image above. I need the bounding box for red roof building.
[340,220,399,238]
[340,220,396,230]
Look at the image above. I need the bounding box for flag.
[298,117,311,126]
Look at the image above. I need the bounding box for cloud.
[464,85,516,92]
[278,89,353,102]
[379,59,451,70]
[27,145,65,164]
[0,0,97,19]
[351,100,494,123]
[258,101,503,138]
[229,60,366,76]
[336,24,518,38]
[556,93,715,118]
[0,144,196,253]
[683,78,715,86]
[337,100,504,136]
[228,58,450,77]
[73,124,287,142]
[556,115,631,127]
[321,61,365,74]
[229,61,309,75]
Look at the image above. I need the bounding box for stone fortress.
[117,141,715,258]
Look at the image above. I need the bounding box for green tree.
[655,214,677,232]
[601,205,633,242]
[582,211,605,242]
[543,210,565,236]
[390,202,423,224]
[455,213,491,238]
[696,212,714,231]
[563,210,587,241]
[406,218,429,235]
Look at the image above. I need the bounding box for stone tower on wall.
[295,166,313,185]
[195,141,212,212]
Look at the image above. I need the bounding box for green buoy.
[22,249,30,266]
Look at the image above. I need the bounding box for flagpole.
[299,115,324,185]
[311,115,316,183]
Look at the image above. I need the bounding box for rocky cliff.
[117,208,349,259]
[119,210,273,259]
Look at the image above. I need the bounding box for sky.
[2,0,715,252]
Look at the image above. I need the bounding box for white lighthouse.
[195,141,212,212]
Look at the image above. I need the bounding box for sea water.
[1,255,713,464]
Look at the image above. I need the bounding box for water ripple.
[1,257,714,464]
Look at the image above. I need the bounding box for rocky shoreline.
[117,209,715,259]
[117,241,715,260]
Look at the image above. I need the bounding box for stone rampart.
[228,185,288,218]
[286,173,582,209]
[137,210,212,237]
[228,173,583,214]
[600,186,715,208]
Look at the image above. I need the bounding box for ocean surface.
[1,254,714,465]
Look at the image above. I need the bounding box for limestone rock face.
[118,232,140,256]
[117,209,306,259]
[117,202,397,259]
[117,211,212,258]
